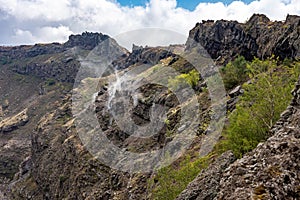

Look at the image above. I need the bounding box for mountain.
[0,31,202,199]
[0,32,127,187]
[0,14,299,200]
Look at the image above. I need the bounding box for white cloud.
[0,0,299,46]
[13,29,35,43]
[12,25,73,44]
[0,0,72,21]
[35,26,74,43]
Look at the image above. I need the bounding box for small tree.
[221,56,249,90]
[220,59,299,157]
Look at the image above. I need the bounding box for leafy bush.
[221,56,249,90]
[218,59,299,157]
[149,155,210,200]
[168,69,200,91]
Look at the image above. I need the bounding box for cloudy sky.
[0,0,299,46]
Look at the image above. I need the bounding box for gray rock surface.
[176,151,235,200]
[187,14,300,64]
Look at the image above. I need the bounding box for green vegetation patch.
[149,154,211,200]
[168,69,200,91]
[216,58,300,158]
[221,56,249,90]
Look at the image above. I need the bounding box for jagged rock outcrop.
[226,85,244,112]
[0,109,28,133]
[10,32,128,82]
[63,32,110,50]
[112,44,182,70]
[187,14,300,64]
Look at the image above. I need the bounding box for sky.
[0,0,299,47]
[117,0,254,10]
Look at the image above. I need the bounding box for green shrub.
[168,69,200,91]
[218,59,299,158]
[221,56,249,90]
[149,155,210,200]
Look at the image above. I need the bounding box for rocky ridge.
[187,14,300,64]
[113,44,183,70]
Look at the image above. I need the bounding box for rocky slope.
[187,14,300,64]
[8,95,153,199]
[0,32,127,185]
[215,78,300,200]
[176,77,300,199]
[7,49,211,199]
[0,31,174,183]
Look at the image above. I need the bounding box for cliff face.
[187,14,300,64]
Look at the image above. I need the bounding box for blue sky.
[117,0,254,10]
